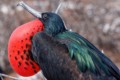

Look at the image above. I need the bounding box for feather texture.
[55,31,120,79]
[31,32,119,80]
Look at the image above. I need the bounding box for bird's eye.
[42,14,48,20]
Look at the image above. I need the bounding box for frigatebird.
[9,1,120,80]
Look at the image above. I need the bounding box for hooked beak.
[17,1,42,18]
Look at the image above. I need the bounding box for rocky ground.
[0,0,120,80]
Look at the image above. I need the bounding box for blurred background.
[0,0,120,80]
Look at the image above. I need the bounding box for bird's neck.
[44,26,67,37]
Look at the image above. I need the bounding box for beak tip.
[17,1,42,18]
[17,1,24,7]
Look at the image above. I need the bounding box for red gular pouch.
[8,19,44,76]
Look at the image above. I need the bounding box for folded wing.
[55,31,120,79]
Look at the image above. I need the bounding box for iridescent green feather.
[55,31,119,76]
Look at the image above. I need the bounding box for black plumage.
[18,2,120,80]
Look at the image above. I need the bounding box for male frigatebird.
[8,1,120,80]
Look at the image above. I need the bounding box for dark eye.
[42,14,48,20]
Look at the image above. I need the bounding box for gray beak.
[17,1,42,18]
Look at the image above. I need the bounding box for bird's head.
[18,1,66,36]
[8,1,65,77]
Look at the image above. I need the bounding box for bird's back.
[55,31,120,80]
[31,32,119,80]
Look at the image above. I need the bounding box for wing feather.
[55,31,120,79]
